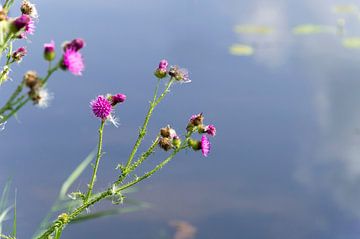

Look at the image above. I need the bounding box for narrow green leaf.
[59,150,96,199]
[70,203,150,224]
[12,190,16,238]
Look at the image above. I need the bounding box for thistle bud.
[172,136,181,149]
[64,38,85,51]
[154,59,168,79]
[43,41,56,61]
[159,137,173,151]
[188,138,201,151]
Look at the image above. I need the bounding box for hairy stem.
[124,78,174,170]
[85,120,105,202]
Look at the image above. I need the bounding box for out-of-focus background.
[2,0,360,238]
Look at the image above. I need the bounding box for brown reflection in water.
[170,220,197,239]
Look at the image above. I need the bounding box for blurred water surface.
[2,0,360,238]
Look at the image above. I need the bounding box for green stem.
[37,145,186,239]
[0,98,30,123]
[124,78,174,170]
[116,136,160,184]
[85,120,105,202]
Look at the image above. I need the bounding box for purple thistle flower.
[63,48,85,76]
[12,46,27,62]
[158,59,168,70]
[12,14,31,31]
[205,124,216,136]
[90,95,112,119]
[111,93,126,106]
[200,135,211,157]
[19,16,35,39]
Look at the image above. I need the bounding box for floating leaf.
[234,25,273,35]
[292,24,334,35]
[333,5,358,14]
[229,44,254,56]
[342,37,360,48]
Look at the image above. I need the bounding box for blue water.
[2,0,360,238]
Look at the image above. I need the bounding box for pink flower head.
[13,14,31,31]
[205,124,216,136]
[66,38,86,52]
[63,48,84,76]
[158,59,168,70]
[200,135,211,157]
[90,95,112,119]
[111,93,126,106]
[18,16,35,39]
[44,40,55,53]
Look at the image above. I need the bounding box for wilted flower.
[169,66,191,83]
[20,0,38,19]
[90,95,112,119]
[64,38,85,52]
[43,40,55,61]
[187,113,204,132]
[200,135,211,157]
[63,48,84,75]
[110,93,126,106]
[12,47,27,62]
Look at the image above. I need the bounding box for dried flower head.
[90,95,112,119]
[24,70,40,89]
[159,137,173,151]
[160,125,177,139]
[200,135,211,157]
[20,0,38,19]
[63,48,84,76]
[169,66,191,83]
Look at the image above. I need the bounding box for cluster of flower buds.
[90,93,127,127]
[9,1,37,39]
[158,125,181,151]
[154,59,191,83]
[186,113,216,157]
[24,70,52,108]
[59,38,85,76]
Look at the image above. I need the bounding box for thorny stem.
[124,78,174,170]
[37,145,187,239]
[85,120,105,202]
[116,136,160,184]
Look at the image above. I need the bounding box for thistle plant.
[0,1,217,238]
